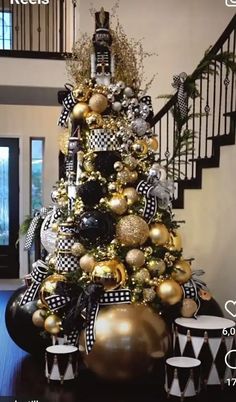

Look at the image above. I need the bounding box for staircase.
[151,14,236,209]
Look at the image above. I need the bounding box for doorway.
[0,138,19,278]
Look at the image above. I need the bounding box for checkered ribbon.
[85,289,131,353]
[87,129,120,151]
[58,91,76,127]
[182,272,207,318]
[45,294,71,312]
[20,260,48,306]
[136,180,158,223]
[172,72,188,120]
[24,207,48,251]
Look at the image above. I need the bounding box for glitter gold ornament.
[92,259,127,291]
[71,242,86,257]
[58,130,70,155]
[71,102,90,121]
[148,137,159,151]
[117,167,131,184]
[171,260,192,284]
[40,274,67,308]
[133,268,150,284]
[89,93,108,113]
[132,140,148,156]
[156,279,183,305]
[123,187,139,206]
[166,230,182,252]
[125,249,145,268]
[44,314,62,335]
[181,299,198,318]
[85,111,103,128]
[123,156,138,170]
[80,254,96,273]
[108,194,128,215]
[143,288,156,302]
[116,215,149,247]
[32,309,46,328]
[147,258,166,276]
[114,161,124,172]
[128,170,138,183]
[149,223,170,245]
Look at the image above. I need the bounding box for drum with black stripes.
[165,357,201,400]
[45,345,78,383]
[174,315,236,386]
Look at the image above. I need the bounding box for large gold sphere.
[44,314,62,335]
[171,260,192,284]
[71,242,86,257]
[92,260,127,291]
[108,194,128,215]
[89,93,108,114]
[79,254,96,273]
[39,274,66,308]
[71,102,90,121]
[32,309,46,328]
[80,304,170,381]
[149,223,170,245]
[123,187,139,206]
[116,215,149,247]
[181,298,198,318]
[156,279,183,305]
[166,230,182,252]
[125,249,145,268]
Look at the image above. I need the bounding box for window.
[0,11,12,50]
[0,147,9,245]
[30,138,44,214]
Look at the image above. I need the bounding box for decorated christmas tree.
[6,7,235,385]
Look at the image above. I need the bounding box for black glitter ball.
[77,210,115,245]
[78,180,107,207]
[94,151,121,178]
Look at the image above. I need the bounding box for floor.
[1,290,236,402]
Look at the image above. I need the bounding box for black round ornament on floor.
[5,286,50,355]
[77,210,115,245]
[94,151,121,178]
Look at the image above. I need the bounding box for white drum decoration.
[165,357,201,400]
[45,345,78,383]
[174,315,236,386]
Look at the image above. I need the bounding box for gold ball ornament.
[79,254,96,273]
[71,242,86,257]
[36,299,45,309]
[44,314,62,335]
[143,288,156,302]
[123,187,139,206]
[166,230,182,252]
[116,215,149,247]
[89,93,108,114]
[79,304,170,380]
[114,161,124,172]
[133,268,150,284]
[171,260,192,284]
[71,102,90,121]
[148,137,159,151]
[108,194,128,215]
[149,223,170,245]
[125,249,145,268]
[123,156,138,170]
[117,167,132,185]
[132,140,148,156]
[147,258,166,276]
[39,274,66,308]
[92,259,127,291]
[128,170,138,183]
[156,279,183,305]
[181,298,198,318]
[32,309,46,328]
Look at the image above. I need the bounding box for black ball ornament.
[78,180,107,207]
[94,151,121,178]
[5,286,50,355]
[77,210,115,245]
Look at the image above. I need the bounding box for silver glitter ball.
[124,87,134,98]
[131,118,148,136]
[112,101,122,112]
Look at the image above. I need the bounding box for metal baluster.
[64,0,67,52]
[45,2,49,51]
[158,120,162,162]
[224,37,230,134]
[198,77,203,158]
[185,97,189,178]
[56,0,58,51]
[20,2,23,50]
[16,1,19,50]
[230,29,236,112]
[52,0,55,52]
[73,0,76,46]
[192,95,196,178]
[29,4,32,50]
[212,60,217,139]
[37,4,41,51]
[204,67,210,157]
[166,112,169,175]
[23,3,26,50]
[59,0,64,53]
[217,47,223,135]
[11,0,14,49]
[172,105,176,180]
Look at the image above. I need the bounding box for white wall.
[0,105,61,277]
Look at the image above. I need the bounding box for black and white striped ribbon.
[136,180,158,223]
[24,207,48,251]
[182,274,207,318]
[45,294,71,312]
[58,92,77,127]
[172,72,188,120]
[20,260,48,306]
[85,289,131,353]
